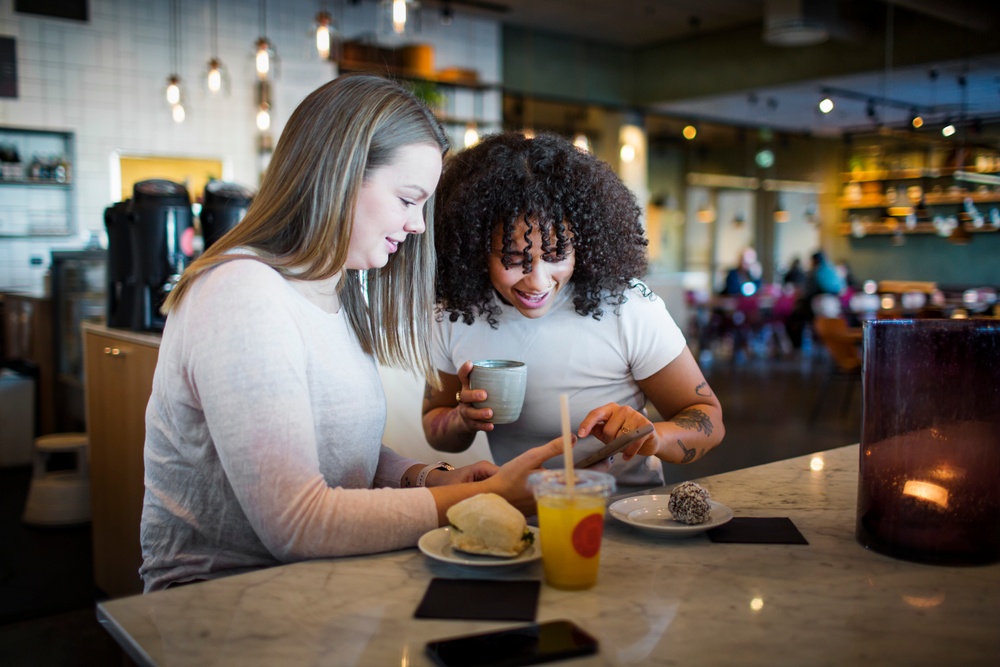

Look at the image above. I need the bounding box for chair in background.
[809,316,863,426]
[22,433,91,526]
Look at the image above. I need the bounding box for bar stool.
[22,433,91,526]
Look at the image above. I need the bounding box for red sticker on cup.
[572,514,604,558]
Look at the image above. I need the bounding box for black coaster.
[707,517,809,544]
[414,578,540,621]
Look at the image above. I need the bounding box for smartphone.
[425,620,598,667]
[574,423,655,469]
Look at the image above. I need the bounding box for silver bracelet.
[416,461,454,487]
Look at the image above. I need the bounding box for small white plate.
[418,526,541,567]
[609,494,733,538]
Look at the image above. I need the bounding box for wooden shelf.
[841,166,1000,183]
[838,222,1000,236]
[841,192,1000,209]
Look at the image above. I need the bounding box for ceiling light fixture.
[315,9,333,60]
[205,0,226,94]
[942,123,956,137]
[911,113,923,129]
[682,125,697,140]
[166,0,184,122]
[381,0,421,37]
[255,0,277,80]
[818,97,834,114]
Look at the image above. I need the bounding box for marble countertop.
[97,445,1000,666]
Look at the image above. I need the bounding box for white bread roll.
[446,493,532,557]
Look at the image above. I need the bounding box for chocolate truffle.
[668,481,712,524]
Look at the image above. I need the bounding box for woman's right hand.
[427,436,568,523]
[481,436,569,515]
[453,360,495,433]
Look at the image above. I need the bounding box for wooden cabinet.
[83,323,159,598]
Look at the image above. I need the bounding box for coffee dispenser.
[200,180,253,249]
[103,199,135,329]
[128,179,195,332]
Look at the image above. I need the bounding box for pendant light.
[314,2,338,61]
[257,80,272,132]
[205,0,227,94]
[380,0,420,38]
[255,0,277,81]
[165,0,184,122]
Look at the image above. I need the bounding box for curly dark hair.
[435,132,648,328]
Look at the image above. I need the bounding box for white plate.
[609,494,733,538]
[418,526,541,568]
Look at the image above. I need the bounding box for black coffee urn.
[104,199,134,329]
[200,180,253,249]
[128,179,195,332]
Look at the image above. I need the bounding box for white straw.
[560,393,576,492]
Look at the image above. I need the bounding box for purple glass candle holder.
[856,319,1000,565]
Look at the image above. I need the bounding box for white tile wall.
[0,0,501,292]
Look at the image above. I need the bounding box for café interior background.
[2,0,1000,296]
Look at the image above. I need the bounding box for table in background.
[97,445,1000,666]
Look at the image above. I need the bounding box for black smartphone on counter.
[425,620,599,667]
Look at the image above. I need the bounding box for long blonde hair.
[164,74,450,384]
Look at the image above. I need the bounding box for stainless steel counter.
[97,444,1000,666]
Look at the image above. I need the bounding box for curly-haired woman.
[422,132,725,487]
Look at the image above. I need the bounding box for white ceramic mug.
[470,360,527,424]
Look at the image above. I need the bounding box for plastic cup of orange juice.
[528,469,616,590]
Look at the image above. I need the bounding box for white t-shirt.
[431,282,686,486]
[140,259,438,592]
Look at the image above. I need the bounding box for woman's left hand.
[576,403,657,460]
[425,460,499,486]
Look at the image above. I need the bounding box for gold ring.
[619,426,630,435]
[455,391,462,404]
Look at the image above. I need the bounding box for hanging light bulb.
[819,97,834,114]
[172,103,186,123]
[620,143,636,163]
[942,123,956,137]
[165,75,181,105]
[205,0,225,95]
[256,103,271,131]
[255,37,272,79]
[380,0,420,37]
[315,11,332,60]
[393,0,408,34]
[682,125,697,140]
[206,58,223,93]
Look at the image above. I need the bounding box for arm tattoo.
[677,439,699,464]
[674,408,713,437]
[694,382,713,398]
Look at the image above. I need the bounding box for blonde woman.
[139,75,563,592]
